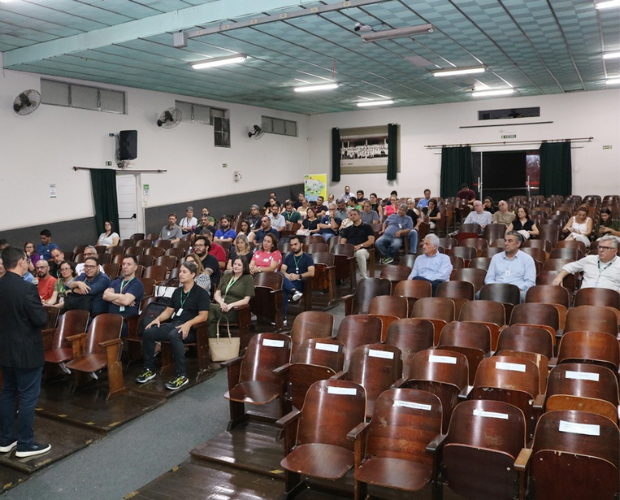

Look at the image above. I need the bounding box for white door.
[116,173,143,240]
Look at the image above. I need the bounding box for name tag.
[369,349,394,359]
[566,371,599,382]
[429,354,457,364]
[316,343,339,352]
[263,339,285,348]
[394,401,431,411]
[496,361,526,372]
[327,387,357,395]
[559,420,600,436]
[473,409,509,420]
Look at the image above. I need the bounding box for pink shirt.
[252,250,282,271]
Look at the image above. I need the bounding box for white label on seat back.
[369,349,394,359]
[263,339,285,348]
[429,355,457,364]
[327,386,357,395]
[496,361,526,372]
[559,420,600,436]
[566,371,599,382]
[395,401,432,411]
[315,342,339,352]
[473,409,509,420]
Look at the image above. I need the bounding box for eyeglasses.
[84,264,97,269]
[598,246,615,251]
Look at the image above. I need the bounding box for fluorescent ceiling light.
[357,100,395,107]
[191,54,247,69]
[432,65,486,77]
[595,0,620,9]
[607,78,620,85]
[361,24,434,42]
[603,51,620,60]
[472,88,515,97]
[294,83,339,93]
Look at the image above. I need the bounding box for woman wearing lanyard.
[208,256,255,339]
[249,233,282,275]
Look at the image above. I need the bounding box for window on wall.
[213,109,230,148]
[41,79,126,113]
[261,116,297,137]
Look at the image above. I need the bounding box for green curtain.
[331,127,341,182]
[387,123,398,181]
[90,169,120,235]
[539,141,572,197]
[440,146,473,198]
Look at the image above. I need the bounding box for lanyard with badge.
[595,258,614,287]
[118,278,132,312]
[293,254,304,274]
[174,287,191,318]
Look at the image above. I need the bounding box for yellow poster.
[304,174,327,202]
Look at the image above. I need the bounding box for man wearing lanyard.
[280,236,315,324]
[136,261,209,390]
[553,235,620,290]
[484,231,536,302]
[103,255,145,337]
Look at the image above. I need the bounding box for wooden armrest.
[221,356,243,368]
[41,327,55,337]
[458,386,472,400]
[231,303,250,311]
[273,363,292,376]
[66,333,86,343]
[342,294,355,316]
[347,421,369,441]
[330,370,347,380]
[426,433,447,453]
[276,409,302,428]
[99,338,123,348]
[533,394,545,410]
[391,377,407,388]
[548,357,558,368]
[514,447,533,472]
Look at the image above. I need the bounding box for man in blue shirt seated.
[317,203,342,243]
[214,216,237,243]
[416,189,431,209]
[103,255,145,337]
[376,203,414,265]
[280,235,315,325]
[248,216,279,246]
[67,256,111,316]
[484,231,536,302]
[36,229,58,261]
[407,234,453,296]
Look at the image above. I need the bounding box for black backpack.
[136,298,170,337]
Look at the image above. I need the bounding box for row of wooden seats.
[277,380,618,499]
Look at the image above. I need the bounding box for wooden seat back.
[496,325,554,359]
[525,284,570,308]
[335,315,382,367]
[510,302,559,333]
[143,265,167,283]
[83,313,124,356]
[368,295,408,319]
[144,247,165,258]
[239,333,291,384]
[411,297,455,344]
[44,305,60,330]
[155,255,178,271]
[384,318,434,377]
[292,338,345,372]
[468,257,492,270]
[530,410,619,500]
[50,309,90,350]
[480,283,521,306]
[436,280,475,300]
[344,278,391,315]
[102,263,120,279]
[483,223,507,242]
[564,305,618,336]
[574,287,620,310]
[557,330,620,371]
[379,264,412,284]
[452,268,487,292]
[289,311,335,355]
[306,243,328,254]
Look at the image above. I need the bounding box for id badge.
[119,306,125,312]
[177,308,183,316]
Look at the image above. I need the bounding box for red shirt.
[37,275,57,301]
[210,243,226,263]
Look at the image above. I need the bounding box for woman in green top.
[596,207,620,240]
[44,260,76,308]
[208,256,255,338]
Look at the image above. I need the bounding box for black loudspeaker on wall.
[119,130,138,160]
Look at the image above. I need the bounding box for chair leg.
[227,400,246,431]
[106,342,128,400]
[354,479,368,500]
[283,471,304,498]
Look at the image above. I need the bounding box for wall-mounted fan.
[157,107,182,128]
[13,90,42,115]
[248,124,265,139]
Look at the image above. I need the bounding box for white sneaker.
[251,313,257,322]
[0,441,17,453]
[271,319,288,326]
[292,290,303,302]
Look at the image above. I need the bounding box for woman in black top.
[302,208,320,234]
[483,197,497,214]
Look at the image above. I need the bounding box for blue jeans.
[412,277,443,297]
[142,322,196,377]
[408,230,419,254]
[0,365,43,450]
[376,234,403,258]
[281,274,304,316]
[322,233,336,243]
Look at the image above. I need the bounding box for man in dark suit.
[0,247,51,458]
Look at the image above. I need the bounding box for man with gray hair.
[492,200,515,227]
[376,203,414,265]
[75,246,104,275]
[407,234,453,295]
[485,230,536,302]
[553,235,620,291]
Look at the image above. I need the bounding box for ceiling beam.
[3,0,310,67]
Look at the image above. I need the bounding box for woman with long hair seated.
[183,253,211,295]
[423,198,442,231]
[297,197,309,218]
[301,207,320,235]
[44,260,76,307]
[507,205,539,240]
[24,241,40,274]
[596,207,620,240]
[227,234,254,270]
[249,233,282,275]
[562,205,593,247]
[97,221,120,247]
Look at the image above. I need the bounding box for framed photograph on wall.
[339,125,400,174]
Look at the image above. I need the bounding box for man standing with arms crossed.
[0,247,51,458]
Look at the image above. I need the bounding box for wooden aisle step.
[190,420,284,478]
[0,465,28,494]
[122,458,283,500]
[37,377,166,433]
[0,416,101,474]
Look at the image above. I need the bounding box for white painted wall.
[0,66,310,231]
[308,90,620,200]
